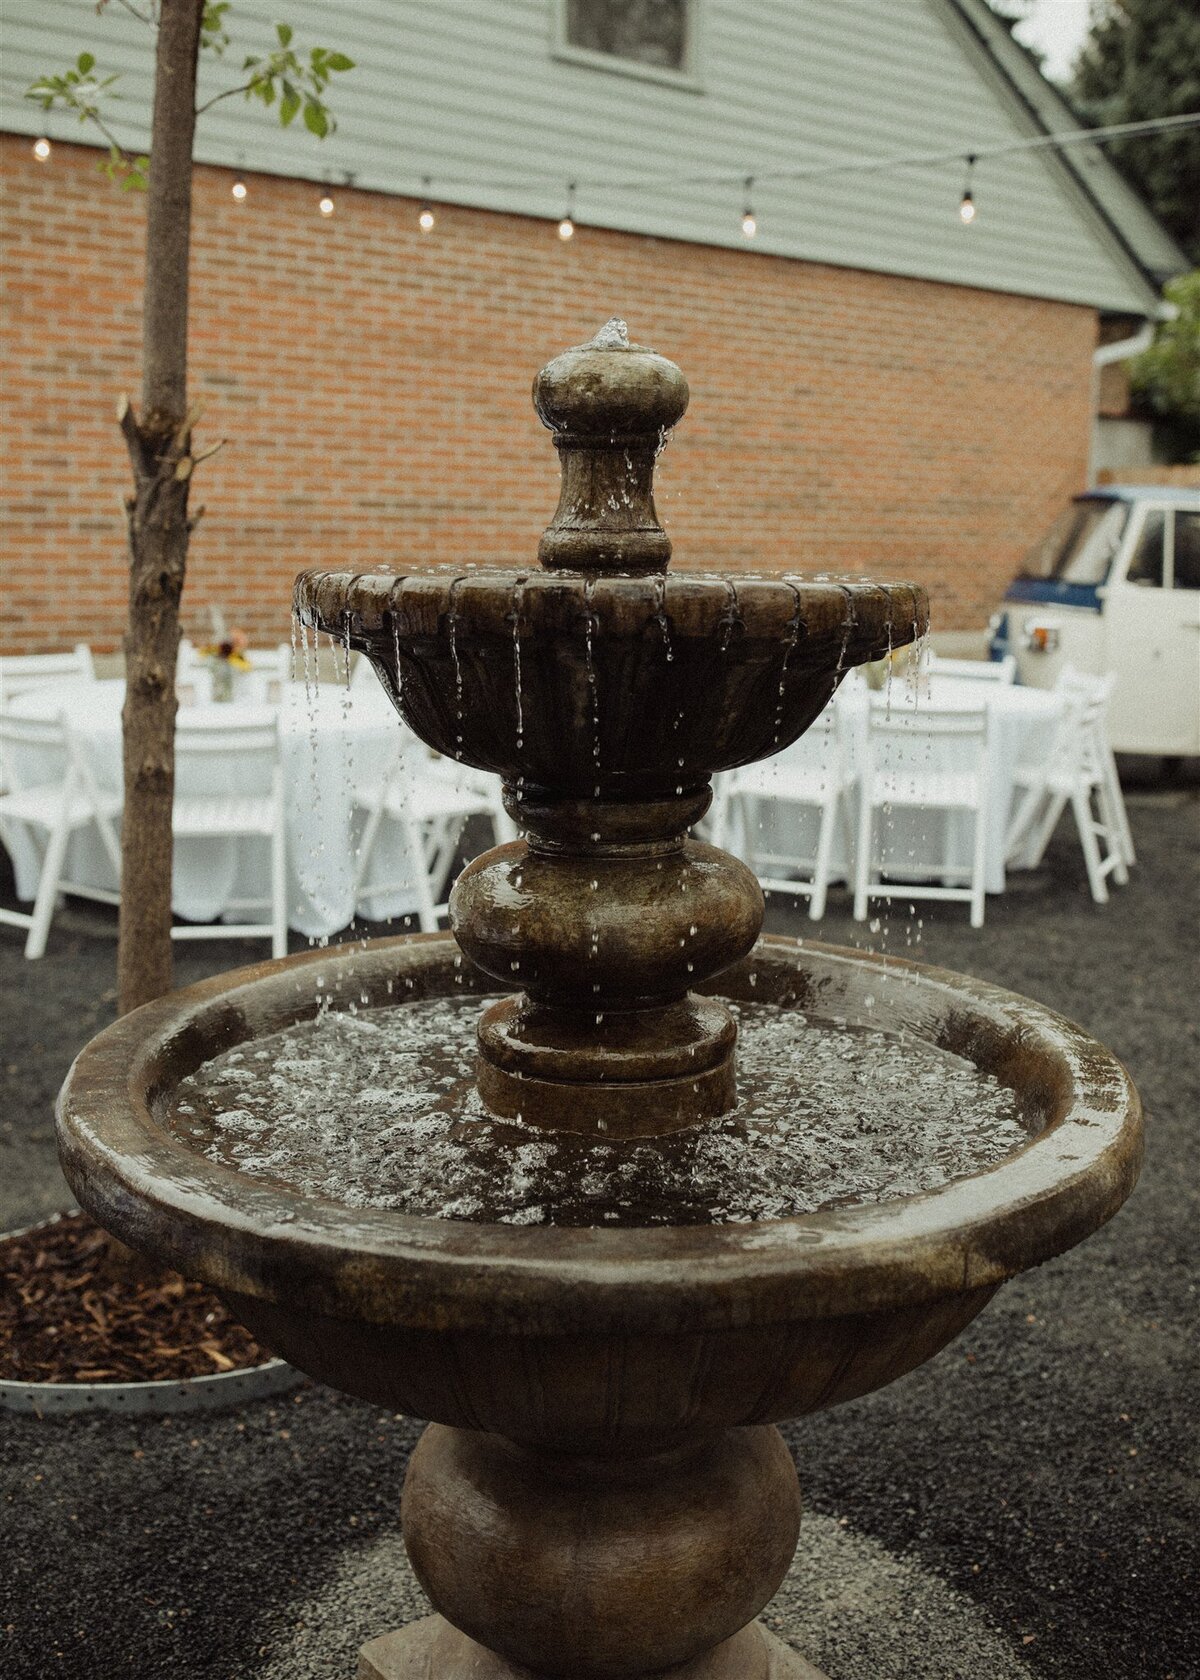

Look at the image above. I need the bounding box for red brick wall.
[0,135,1098,654]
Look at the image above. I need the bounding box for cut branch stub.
[534,318,689,574]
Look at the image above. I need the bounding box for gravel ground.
[0,788,1196,1680]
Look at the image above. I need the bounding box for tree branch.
[194,80,254,115]
[171,399,206,451]
[105,1,159,25]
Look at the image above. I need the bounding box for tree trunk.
[117,0,204,1016]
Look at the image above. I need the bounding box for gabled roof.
[0,0,1185,317]
[941,0,1189,301]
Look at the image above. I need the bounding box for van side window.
[1172,512,1200,590]
[1126,510,1164,587]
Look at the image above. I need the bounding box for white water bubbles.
[174,992,1029,1228]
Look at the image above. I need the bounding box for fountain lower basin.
[57,932,1140,1679]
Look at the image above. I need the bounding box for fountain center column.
[453,784,763,1137]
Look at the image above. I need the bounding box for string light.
[318,191,335,217]
[32,137,51,162]
[741,175,757,238]
[558,181,576,241]
[959,154,977,224]
[419,176,435,232]
[231,175,247,202]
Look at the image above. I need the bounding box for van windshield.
[1019,500,1128,585]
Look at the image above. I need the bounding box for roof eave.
[938,0,1188,318]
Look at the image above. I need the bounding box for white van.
[989,486,1200,756]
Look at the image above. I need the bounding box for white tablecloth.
[722,676,1065,897]
[4,678,427,939]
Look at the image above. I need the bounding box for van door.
[1102,504,1178,753]
[1166,509,1200,756]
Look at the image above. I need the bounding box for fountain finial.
[534,320,689,572]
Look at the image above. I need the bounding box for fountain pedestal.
[380,1423,809,1679]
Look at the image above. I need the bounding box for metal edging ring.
[0,1216,303,1417]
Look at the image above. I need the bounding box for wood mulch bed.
[0,1211,271,1384]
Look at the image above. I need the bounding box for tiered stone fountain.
[58,324,1141,1680]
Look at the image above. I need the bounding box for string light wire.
[402,110,1200,202]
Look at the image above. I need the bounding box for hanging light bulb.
[741,175,757,239]
[33,137,52,162]
[231,175,247,202]
[558,181,576,241]
[959,155,977,224]
[319,192,335,217]
[418,176,435,232]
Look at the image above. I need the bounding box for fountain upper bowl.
[295,569,928,795]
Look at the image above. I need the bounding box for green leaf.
[276,22,293,47]
[77,52,95,74]
[279,82,300,126]
[302,98,329,138]
[325,52,354,72]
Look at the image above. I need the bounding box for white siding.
[0,0,1156,313]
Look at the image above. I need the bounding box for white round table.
[5,678,421,939]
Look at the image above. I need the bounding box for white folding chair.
[927,652,1016,685]
[1004,679,1127,904]
[0,710,122,957]
[717,704,856,920]
[0,644,95,705]
[853,701,991,929]
[353,734,515,931]
[169,717,288,956]
[1054,667,1134,869]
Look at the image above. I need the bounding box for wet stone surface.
[171,994,1027,1227]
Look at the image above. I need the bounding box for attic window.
[554,0,701,88]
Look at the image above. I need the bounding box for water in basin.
[168,993,1029,1227]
